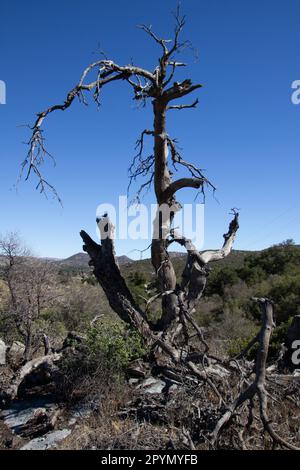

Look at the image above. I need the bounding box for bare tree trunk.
[24,325,33,362]
[151,97,179,330]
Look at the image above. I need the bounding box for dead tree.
[0,232,56,361]
[20,9,300,450]
[23,9,239,381]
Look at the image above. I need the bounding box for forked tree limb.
[199,209,239,264]
[22,7,201,201]
[163,81,202,103]
[168,211,239,311]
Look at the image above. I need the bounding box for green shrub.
[267,275,300,323]
[227,317,293,360]
[57,319,146,403]
[243,241,300,277]
[227,335,257,358]
[205,267,239,297]
[268,317,293,358]
[86,319,146,371]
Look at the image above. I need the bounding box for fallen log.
[0,353,62,405]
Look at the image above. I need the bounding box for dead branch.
[183,310,209,353]
[0,353,62,404]
[21,61,156,199]
[212,298,300,450]
[166,135,216,192]
[199,209,239,264]
[163,177,205,200]
[127,130,156,201]
[137,24,170,56]
[167,98,199,110]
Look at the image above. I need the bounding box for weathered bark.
[150,96,179,330]
[80,220,155,346]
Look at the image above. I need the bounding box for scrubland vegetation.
[1,234,299,450]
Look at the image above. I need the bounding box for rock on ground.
[20,429,71,450]
[1,398,58,434]
[137,377,166,394]
[7,341,25,365]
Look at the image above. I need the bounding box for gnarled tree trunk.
[23,6,240,377]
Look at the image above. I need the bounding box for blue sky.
[1,0,300,259]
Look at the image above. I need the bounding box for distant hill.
[58,253,89,268]
[3,245,298,274]
[45,249,257,272]
[117,249,257,281]
[58,252,133,268]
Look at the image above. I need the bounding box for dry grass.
[60,418,181,450]
[58,363,300,451]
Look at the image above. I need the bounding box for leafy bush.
[267,275,300,323]
[227,317,293,360]
[238,265,266,286]
[86,319,146,371]
[57,318,146,403]
[227,334,257,358]
[243,241,300,277]
[205,267,239,297]
[268,317,293,358]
